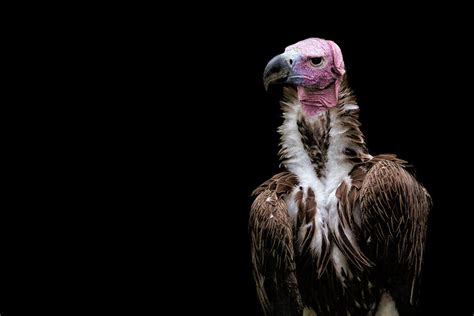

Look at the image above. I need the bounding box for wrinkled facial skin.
[286,38,345,116]
[284,38,345,89]
[265,38,346,116]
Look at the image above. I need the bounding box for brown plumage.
[251,158,430,315]
[250,172,303,316]
[250,82,431,316]
[297,112,331,178]
[251,38,431,315]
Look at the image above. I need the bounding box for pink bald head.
[263,38,347,115]
[285,38,345,76]
[282,38,346,116]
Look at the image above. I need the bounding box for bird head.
[263,38,346,116]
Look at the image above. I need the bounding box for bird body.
[250,38,431,316]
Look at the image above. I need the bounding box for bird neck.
[278,81,370,184]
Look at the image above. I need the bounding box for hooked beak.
[263,54,292,91]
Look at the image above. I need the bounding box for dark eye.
[343,147,356,156]
[310,57,323,66]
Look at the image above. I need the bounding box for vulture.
[249,38,431,316]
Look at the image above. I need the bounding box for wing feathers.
[356,156,431,306]
[250,173,303,315]
[251,155,431,313]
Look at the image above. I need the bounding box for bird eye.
[310,57,323,66]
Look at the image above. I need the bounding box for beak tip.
[262,54,291,92]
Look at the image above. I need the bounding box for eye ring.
[310,57,323,67]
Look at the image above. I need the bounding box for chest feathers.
[279,95,371,280]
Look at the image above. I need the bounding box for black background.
[1,7,473,315]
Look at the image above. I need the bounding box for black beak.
[263,54,292,91]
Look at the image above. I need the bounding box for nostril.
[289,59,293,65]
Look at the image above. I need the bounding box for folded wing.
[250,172,303,316]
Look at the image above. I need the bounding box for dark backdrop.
[2,9,472,316]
